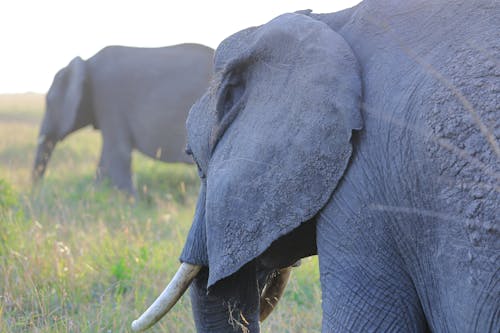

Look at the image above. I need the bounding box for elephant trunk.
[33,134,56,184]
[190,264,262,333]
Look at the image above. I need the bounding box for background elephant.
[33,43,214,194]
[134,1,499,332]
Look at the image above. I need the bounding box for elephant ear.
[187,13,363,288]
[46,56,86,139]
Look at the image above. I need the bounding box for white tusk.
[37,134,46,145]
[131,263,202,332]
[259,266,292,322]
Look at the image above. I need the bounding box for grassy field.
[0,94,321,332]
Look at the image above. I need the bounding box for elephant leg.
[96,135,134,194]
[316,211,430,333]
[190,266,260,333]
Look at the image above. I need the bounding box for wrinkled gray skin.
[176,1,499,332]
[33,43,213,194]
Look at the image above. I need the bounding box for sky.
[0,0,360,94]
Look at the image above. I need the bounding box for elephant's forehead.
[214,27,257,72]
[214,13,341,72]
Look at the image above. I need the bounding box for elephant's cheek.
[180,184,209,266]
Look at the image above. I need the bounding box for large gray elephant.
[33,43,213,194]
[133,1,499,332]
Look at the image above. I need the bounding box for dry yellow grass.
[0,93,322,332]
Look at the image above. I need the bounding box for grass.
[0,94,321,332]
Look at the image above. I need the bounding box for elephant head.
[33,56,92,183]
[133,1,499,331]
[133,12,362,332]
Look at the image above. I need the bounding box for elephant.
[33,43,214,194]
[133,1,499,332]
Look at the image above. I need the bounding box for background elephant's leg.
[190,267,260,333]
[96,135,134,194]
[316,210,429,333]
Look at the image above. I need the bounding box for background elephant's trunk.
[33,135,56,184]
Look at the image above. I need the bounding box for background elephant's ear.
[46,56,86,139]
[204,13,363,287]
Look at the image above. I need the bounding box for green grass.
[0,94,322,332]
